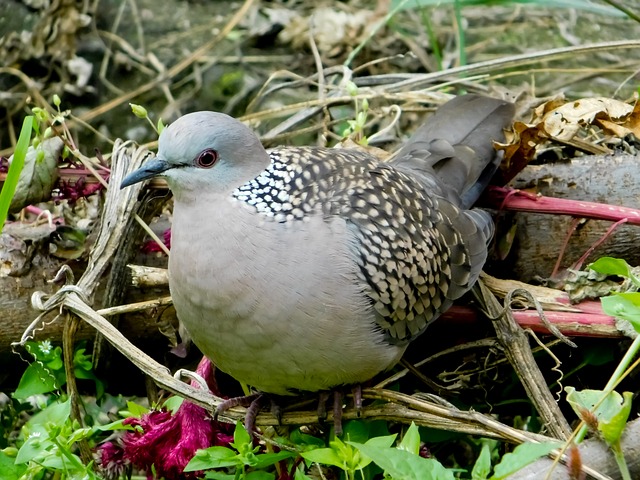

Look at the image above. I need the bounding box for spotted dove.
[122,94,514,400]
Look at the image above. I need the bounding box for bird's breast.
[168,197,404,394]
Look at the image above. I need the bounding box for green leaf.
[399,422,421,455]
[364,434,396,448]
[245,471,276,480]
[490,442,561,480]
[122,401,149,418]
[345,433,397,470]
[73,347,92,370]
[24,398,71,434]
[185,446,239,471]
[66,427,93,445]
[252,451,296,469]
[74,366,105,398]
[13,362,60,399]
[0,449,27,479]
[0,116,33,235]
[289,429,326,449]
[231,422,253,454]
[93,418,136,432]
[600,392,633,446]
[590,257,640,288]
[157,118,165,135]
[471,441,492,480]
[565,387,632,446]
[350,442,454,480]
[294,464,313,480]
[45,352,64,371]
[589,257,632,278]
[582,345,615,367]
[163,395,184,414]
[301,447,344,469]
[15,432,51,464]
[342,420,370,443]
[204,472,235,480]
[601,293,640,332]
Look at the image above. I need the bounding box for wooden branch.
[474,279,573,440]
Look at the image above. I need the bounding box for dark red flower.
[122,401,214,479]
[97,438,129,479]
[99,358,233,479]
[141,228,171,254]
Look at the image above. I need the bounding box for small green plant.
[348,422,456,480]
[300,422,457,480]
[130,103,165,135]
[5,398,98,480]
[185,422,295,479]
[302,430,395,480]
[469,440,561,480]
[341,81,370,145]
[565,387,632,480]
[14,340,104,400]
[558,255,640,480]
[588,257,640,389]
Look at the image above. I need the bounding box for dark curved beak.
[120,157,172,188]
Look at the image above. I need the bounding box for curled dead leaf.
[9,137,64,213]
[538,97,634,141]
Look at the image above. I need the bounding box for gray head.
[121,112,270,197]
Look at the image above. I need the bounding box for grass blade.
[0,116,34,235]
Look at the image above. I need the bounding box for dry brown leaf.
[494,121,547,185]
[595,100,640,138]
[539,97,634,141]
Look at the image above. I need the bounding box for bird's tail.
[391,94,515,209]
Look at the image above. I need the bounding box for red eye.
[196,149,219,168]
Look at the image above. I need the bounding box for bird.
[121,94,515,432]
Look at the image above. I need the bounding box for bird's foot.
[215,394,285,438]
[317,385,363,436]
[215,385,364,437]
[215,393,265,436]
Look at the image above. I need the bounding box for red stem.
[483,186,640,225]
[442,304,618,338]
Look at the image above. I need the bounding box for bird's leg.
[215,394,290,438]
[215,393,264,435]
[244,394,265,436]
[215,393,262,417]
[316,391,331,422]
[332,391,344,436]
[316,387,364,436]
[269,398,283,425]
[352,384,363,415]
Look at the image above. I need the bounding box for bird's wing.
[332,162,490,343]
[267,146,490,343]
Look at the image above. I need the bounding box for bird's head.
[121,112,270,197]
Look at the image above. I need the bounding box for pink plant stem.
[551,217,582,278]
[571,218,629,271]
[24,205,46,216]
[483,186,640,225]
[442,303,619,338]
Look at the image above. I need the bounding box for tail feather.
[392,94,515,209]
